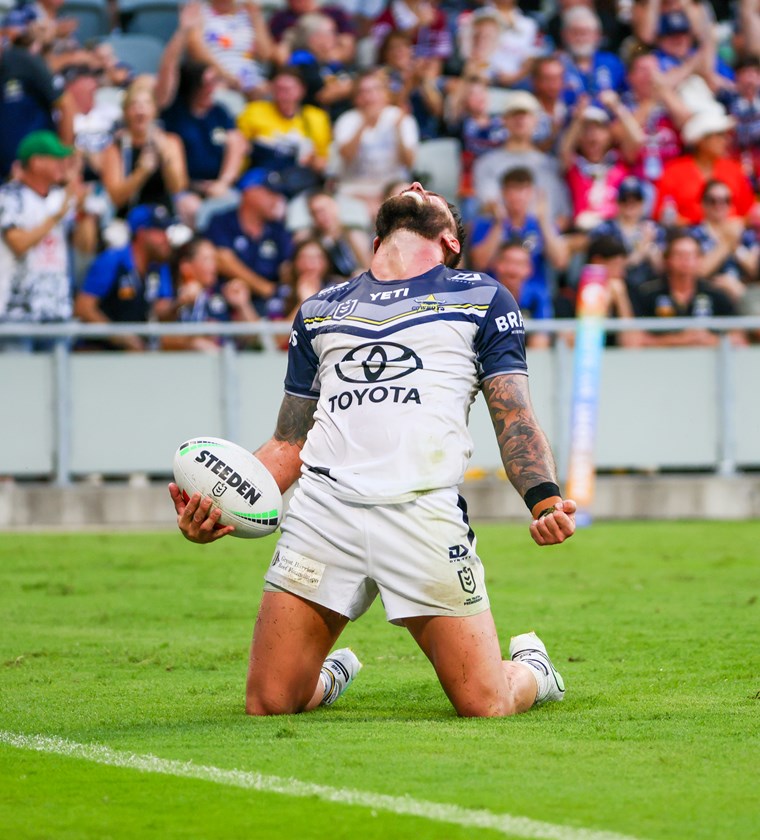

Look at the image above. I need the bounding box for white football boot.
[509,631,565,705]
[319,648,363,706]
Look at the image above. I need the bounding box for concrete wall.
[2,346,760,479]
[1,475,759,531]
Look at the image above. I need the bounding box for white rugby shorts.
[263,477,490,624]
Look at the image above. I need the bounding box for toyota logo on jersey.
[335,342,423,384]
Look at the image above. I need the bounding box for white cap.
[582,105,611,124]
[503,91,540,115]
[681,109,735,145]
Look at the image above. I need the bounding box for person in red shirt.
[654,110,755,225]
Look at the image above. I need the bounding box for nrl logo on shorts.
[331,299,358,320]
[457,566,477,594]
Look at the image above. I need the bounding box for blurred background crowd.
[1,0,759,351]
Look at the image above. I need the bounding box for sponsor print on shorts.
[457,567,477,594]
[269,547,326,592]
[449,544,482,607]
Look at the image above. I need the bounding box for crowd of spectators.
[1,0,760,352]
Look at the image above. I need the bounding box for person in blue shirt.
[203,168,294,316]
[163,236,260,352]
[559,7,627,109]
[491,239,553,349]
[689,179,757,304]
[469,166,568,300]
[0,9,74,178]
[653,10,734,92]
[161,62,247,203]
[74,204,175,351]
[591,176,665,288]
[287,12,355,121]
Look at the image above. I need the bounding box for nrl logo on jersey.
[330,298,359,320]
[412,294,447,313]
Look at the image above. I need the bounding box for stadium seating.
[260,0,287,15]
[286,193,371,232]
[118,0,179,44]
[195,190,241,233]
[99,32,166,76]
[94,85,125,109]
[60,0,111,44]
[413,138,462,204]
[486,86,514,118]
[212,87,247,119]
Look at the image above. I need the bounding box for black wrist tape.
[524,482,561,513]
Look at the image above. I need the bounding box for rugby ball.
[173,437,282,538]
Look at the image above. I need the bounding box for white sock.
[515,658,551,704]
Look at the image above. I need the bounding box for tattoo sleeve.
[273,394,317,447]
[482,374,557,499]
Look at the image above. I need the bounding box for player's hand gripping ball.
[173,437,282,538]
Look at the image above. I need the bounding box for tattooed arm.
[483,373,576,546]
[168,394,316,543]
[254,394,317,494]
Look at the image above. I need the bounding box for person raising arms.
[170,183,576,718]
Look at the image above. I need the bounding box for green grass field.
[1,522,758,840]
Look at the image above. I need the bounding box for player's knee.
[451,691,518,718]
[246,681,309,716]
[246,690,299,716]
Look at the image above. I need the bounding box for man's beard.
[569,42,595,59]
[375,193,460,267]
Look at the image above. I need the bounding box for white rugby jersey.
[0,181,72,322]
[285,264,528,503]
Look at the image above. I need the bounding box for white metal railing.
[1,314,760,338]
[2,315,760,485]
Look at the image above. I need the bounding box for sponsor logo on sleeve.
[494,310,525,334]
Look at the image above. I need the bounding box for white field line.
[0,730,643,840]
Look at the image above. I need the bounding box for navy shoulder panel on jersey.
[285,265,527,392]
[297,266,506,340]
[472,278,528,381]
[284,307,322,398]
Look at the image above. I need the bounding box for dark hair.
[447,200,467,260]
[306,188,335,204]
[626,47,654,70]
[176,61,210,105]
[663,227,700,257]
[497,237,531,255]
[500,167,535,188]
[356,67,388,87]
[378,30,412,65]
[172,236,213,290]
[375,192,467,268]
[700,178,732,202]
[531,54,563,78]
[176,236,212,264]
[283,237,333,314]
[270,66,306,85]
[291,236,331,271]
[587,235,627,262]
[735,56,760,73]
